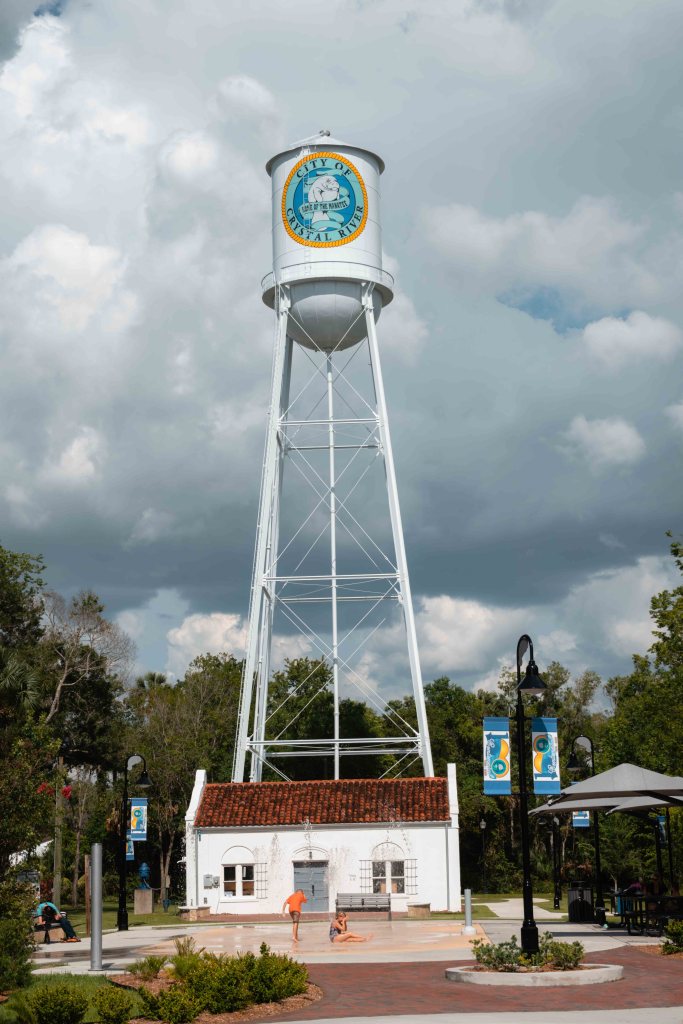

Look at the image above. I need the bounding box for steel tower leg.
[250,335,293,782]
[364,287,434,777]
[326,353,341,779]
[233,289,290,782]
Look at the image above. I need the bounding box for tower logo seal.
[282,151,368,247]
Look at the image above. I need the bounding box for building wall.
[184,767,461,916]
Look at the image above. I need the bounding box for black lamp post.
[567,736,605,926]
[516,633,546,955]
[480,819,487,895]
[538,814,562,910]
[552,815,562,910]
[117,753,151,932]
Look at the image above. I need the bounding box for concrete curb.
[444,963,625,986]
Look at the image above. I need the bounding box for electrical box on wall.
[203,874,214,888]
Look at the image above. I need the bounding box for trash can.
[568,883,594,922]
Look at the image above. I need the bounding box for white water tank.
[262,131,394,350]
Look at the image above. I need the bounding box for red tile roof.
[194,777,449,828]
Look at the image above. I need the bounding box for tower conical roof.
[265,129,385,175]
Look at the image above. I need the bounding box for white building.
[184,766,461,916]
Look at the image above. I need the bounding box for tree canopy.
[2,533,682,904]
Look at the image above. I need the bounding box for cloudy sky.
[0,0,681,700]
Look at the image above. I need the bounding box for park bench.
[34,921,66,942]
[335,893,392,920]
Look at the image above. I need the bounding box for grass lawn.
[431,906,498,920]
[535,893,568,914]
[65,901,501,929]
[470,892,570,917]
[470,892,519,903]
[2,975,144,1024]
[66,901,184,935]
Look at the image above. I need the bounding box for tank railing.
[261,263,394,299]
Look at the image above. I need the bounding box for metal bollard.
[90,843,103,971]
[462,887,476,935]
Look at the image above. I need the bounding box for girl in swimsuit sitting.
[329,911,371,943]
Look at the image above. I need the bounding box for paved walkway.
[475,896,565,920]
[30,918,683,1022]
[265,948,683,1020]
[268,1014,683,1024]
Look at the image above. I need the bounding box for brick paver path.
[269,948,683,1018]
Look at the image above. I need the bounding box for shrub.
[139,988,199,1024]
[0,993,36,1024]
[472,933,584,972]
[28,984,88,1024]
[129,956,167,981]
[168,938,204,982]
[0,920,33,991]
[471,937,523,972]
[181,954,251,1014]
[92,986,134,1024]
[248,945,308,1003]
[138,942,309,1021]
[179,945,307,1014]
[172,938,202,958]
[662,919,683,954]
[167,955,202,983]
[0,880,36,932]
[137,989,160,1020]
[535,933,584,970]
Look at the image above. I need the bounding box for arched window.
[371,841,405,895]
[221,846,256,898]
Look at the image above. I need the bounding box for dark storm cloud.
[0,0,681,686]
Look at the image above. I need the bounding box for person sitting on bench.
[34,900,81,943]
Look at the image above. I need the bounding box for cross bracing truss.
[232,282,433,782]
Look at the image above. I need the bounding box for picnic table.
[612,893,683,935]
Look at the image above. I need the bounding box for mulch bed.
[110,974,170,997]
[110,974,323,1024]
[639,944,683,959]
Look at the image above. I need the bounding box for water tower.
[232,131,433,782]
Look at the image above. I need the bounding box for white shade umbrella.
[544,763,683,802]
[530,793,683,816]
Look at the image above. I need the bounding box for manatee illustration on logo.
[485,734,510,781]
[282,151,368,247]
[533,733,558,779]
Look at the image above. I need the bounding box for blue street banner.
[126,832,135,860]
[483,717,511,795]
[129,797,148,841]
[572,810,590,828]
[657,814,667,843]
[531,717,561,795]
